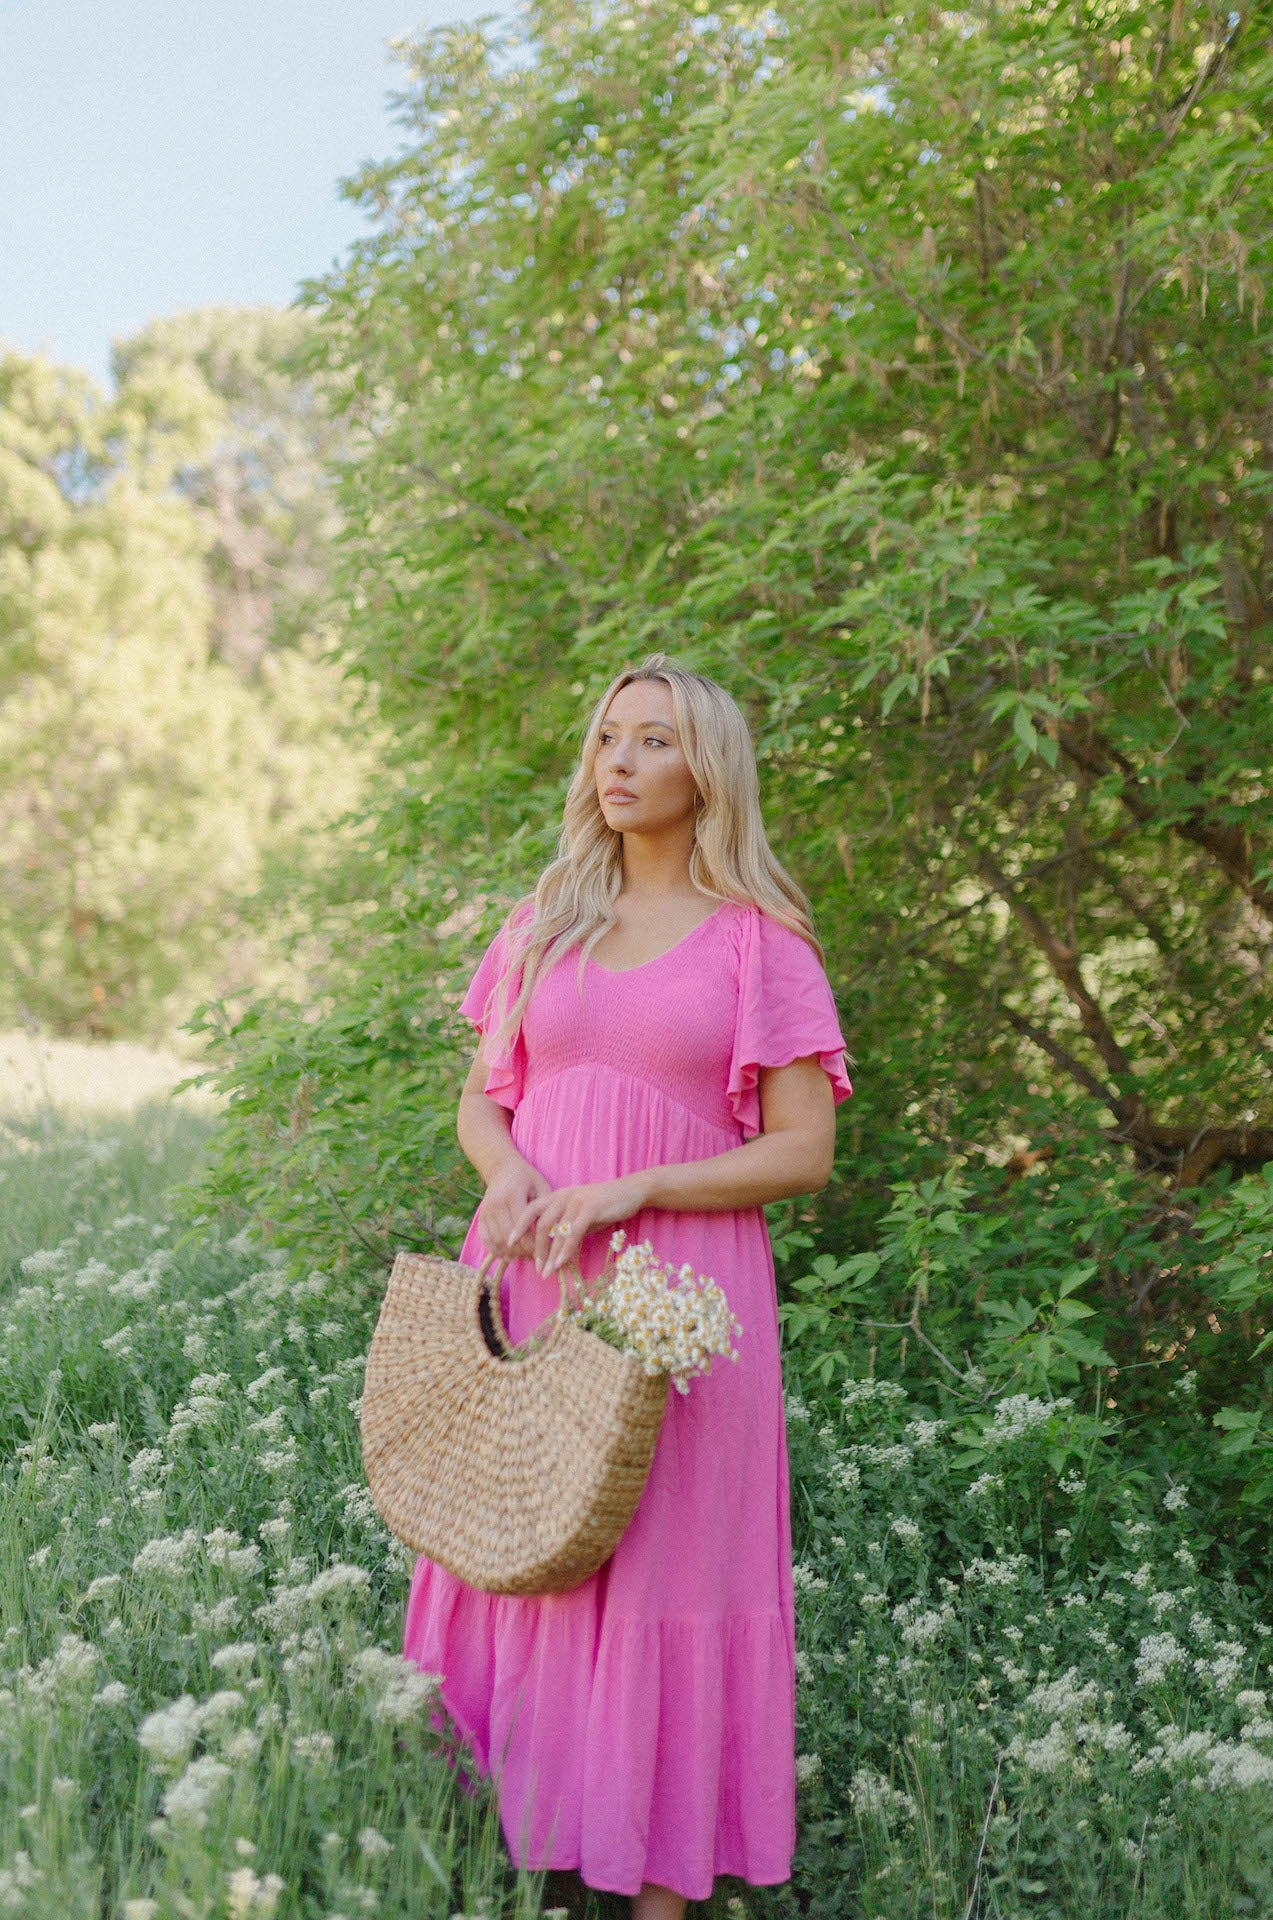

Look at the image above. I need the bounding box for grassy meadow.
[2,1088,1272,1918]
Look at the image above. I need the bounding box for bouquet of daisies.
[562,1228,742,1395]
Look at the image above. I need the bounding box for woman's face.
[594,680,700,833]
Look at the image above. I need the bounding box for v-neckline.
[586,901,731,976]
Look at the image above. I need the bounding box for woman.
[403,655,852,1917]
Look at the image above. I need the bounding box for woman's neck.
[615,822,701,902]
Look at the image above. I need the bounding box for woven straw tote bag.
[360,1246,669,1596]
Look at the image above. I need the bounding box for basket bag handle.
[474,1249,592,1360]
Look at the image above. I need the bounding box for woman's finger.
[509,1196,548,1251]
[543,1207,589,1277]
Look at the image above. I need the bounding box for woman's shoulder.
[722,898,825,965]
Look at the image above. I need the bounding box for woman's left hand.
[512,1175,651,1278]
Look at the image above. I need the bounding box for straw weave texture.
[361,1248,669,1595]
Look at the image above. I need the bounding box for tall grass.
[784,1379,1273,1917]
[4,1101,1273,1918]
[0,1103,541,1920]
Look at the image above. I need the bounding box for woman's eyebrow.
[604,719,673,730]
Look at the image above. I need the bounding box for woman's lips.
[604,790,637,802]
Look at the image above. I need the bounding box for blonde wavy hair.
[481,655,823,1059]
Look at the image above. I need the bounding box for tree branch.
[972,849,1144,1098]
[1057,722,1273,924]
[797,189,1107,451]
[931,953,1127,1112]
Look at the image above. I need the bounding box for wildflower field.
[3,1102,1273,1919]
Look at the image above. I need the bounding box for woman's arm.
[457,1041,552,1258]
[513,1054,838,1276]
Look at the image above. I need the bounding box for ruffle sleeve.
[457,904,533,1114]
[726,906,853,1141]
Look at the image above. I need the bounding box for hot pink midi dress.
[402,896,852,1901]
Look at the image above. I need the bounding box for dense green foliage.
[0,311,380,1040]
[186,0,1273,1537]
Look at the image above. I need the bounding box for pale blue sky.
[1,0,499,387]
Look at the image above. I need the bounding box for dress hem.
[424,1664,794,1905]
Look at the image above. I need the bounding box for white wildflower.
[86,1420,119,1441]
[794,1752,822,1786]
[1206,1742,1273,1790]
[349,1647,440,1722]
[108,1269,159,1302]
[192,1597,241,1633]
[567,1233,741,1393]
[168,1374,231,1440]
[357,1827,393,1858]
[1236,1690,1268,1715]
[904,1418,944,1447]
[211,1642,259,1675]
[963,1554,1027,1589]
[850,1766,915,1820]
[84,1574,121,1602]
[791,1562,828,1592]
[341,1483,382,1530]
[892,1598,955,1648]
[1163,1484,1188,1511]
[848,1442,914,1471]
[1010,1721,1074,1774]
[122,1902,158,1920]
[1204,1641,1246,1691]
[161,1754,231,1828]
[889,1516,922,1544]
[19,1249,67,1277]
[0,1851,42,1902]
[137,1695,204,1763]
[93,1680,130,1707]
[842,1377,907,1409]
[198,1689,246,1726]
[246,1367,288,1403]
[127,1448,166,1485]
[964,1472,1004,1502]
[133,1530,199,1578]
[292,1731,336,1765]
[226,1867,286,1918]
[259,1444,299,1474]
[984,1394,1072,1445]
[22,1633,98,1702]
[1023,1668,1100,1722]
[1135,1633,1187,1687]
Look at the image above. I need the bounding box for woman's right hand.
[477,1158,553,1261]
